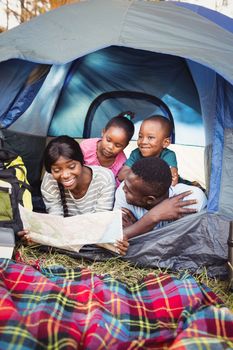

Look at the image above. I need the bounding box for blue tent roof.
[174,2,233,34]
[0,0,233,218]
[0,0,233,83]
[1,1,233,275]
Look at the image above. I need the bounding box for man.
[114,157,207,240]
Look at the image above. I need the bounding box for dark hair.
[131,157,172,198]
[144,115,173,138]
[43,135,84,217]
[105,111,135,143]
[44,135,84,173]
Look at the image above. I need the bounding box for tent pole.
[228,221,233,290]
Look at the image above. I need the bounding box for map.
[19,205,123,253]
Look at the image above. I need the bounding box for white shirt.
[114,182,207,222]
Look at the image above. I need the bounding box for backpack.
[0,148,32,235]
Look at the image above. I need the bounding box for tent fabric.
[174,2,233,34]
[0,60,38,122]
[0,0,233,275]
[208,77,233,213]
[5,48,204,146]
[6,64,72,136]
[57,211,229,278]
[0,0,233,83]
[1,259,233,349]
[219,128,233,218]
[50,47,202,143]
[0,64,50,129]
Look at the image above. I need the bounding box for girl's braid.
[58,182,69,217]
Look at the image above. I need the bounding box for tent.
[0,0,233,277]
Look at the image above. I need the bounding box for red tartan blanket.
[0,258,233,349]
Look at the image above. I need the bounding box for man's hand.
[149,190,197,222]
[121,207,137,228]
[123,190,198,240]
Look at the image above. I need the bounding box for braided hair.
[43,135,84,217]
[105,111,135,143]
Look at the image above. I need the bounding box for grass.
[16,244,233,311]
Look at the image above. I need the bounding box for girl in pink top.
[80,112,135,186]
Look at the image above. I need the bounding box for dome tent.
[0,0,233,276]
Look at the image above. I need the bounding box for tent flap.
[54,212,229,277]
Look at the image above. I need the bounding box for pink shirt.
[80,138,126,186]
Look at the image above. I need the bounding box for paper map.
[19,205,123,253]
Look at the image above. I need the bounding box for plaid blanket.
[0,259,233,350]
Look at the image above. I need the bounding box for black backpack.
[0,148,32,235]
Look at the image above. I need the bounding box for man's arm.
[123,191,197,239]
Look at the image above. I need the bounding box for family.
[18,112,207,255]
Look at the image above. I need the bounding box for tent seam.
[117,0,133,45]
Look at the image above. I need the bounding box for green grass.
[15,244,233,311]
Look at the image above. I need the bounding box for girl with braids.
[80,111,135,186]
[18,135,128,255]
[41,135,115,217]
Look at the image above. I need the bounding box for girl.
[80,111,135,186]
[41,135,115,216]
[18,136,128,254]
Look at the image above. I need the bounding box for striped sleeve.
[90,166,116,212]
[41,172,63,216]
[40,167,116,216]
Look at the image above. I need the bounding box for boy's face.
[123,171,165,210]
[137,120,170,157]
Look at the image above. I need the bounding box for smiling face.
[99,126,129,159]
[123,171,166,210]
[51,156,83,191]
[137,119,171,158]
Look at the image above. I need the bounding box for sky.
[0,1,19,30]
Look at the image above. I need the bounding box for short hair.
[105,111,135,142]
[131,157,172,197]
[44,135,84,173]
[143,115,173,138]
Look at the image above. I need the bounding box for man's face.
[123,172,146,207]
[123,170,168,210]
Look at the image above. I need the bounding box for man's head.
[137,115,173,158]
[123,157,172,210]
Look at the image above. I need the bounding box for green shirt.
[125,148,177,168]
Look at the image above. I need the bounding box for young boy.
[114,157,207,240]
[117,115,179,186]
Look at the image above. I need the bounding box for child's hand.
[17,229,33,245]
[170,166,178,186]
[117,165,131,182]
[115,238,129,256]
